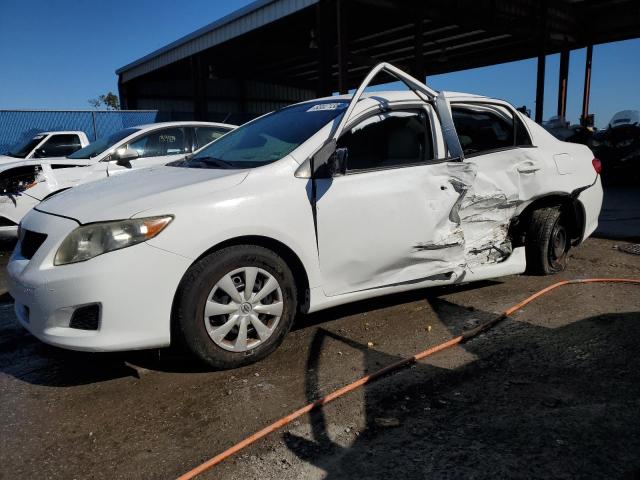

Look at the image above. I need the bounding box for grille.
[69,304,100,330]
[20,230,47,259]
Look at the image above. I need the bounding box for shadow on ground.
[283,306,640,479]
[0,280,499,387]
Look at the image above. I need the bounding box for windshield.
[67,128,140,159]
[183,101,347,169]
[7,134,46,158]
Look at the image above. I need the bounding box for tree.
[88,92,120,110]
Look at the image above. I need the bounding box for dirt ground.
[1,187,639,480]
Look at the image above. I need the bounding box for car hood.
[0,156,86,172]
[36,166,249,223]
[0,155,27,165]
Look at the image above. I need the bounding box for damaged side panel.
[314,74,596,298]
[0,161,106,227]
[19,162,107,201]
[316,162,468,296]
[317,142,558,296]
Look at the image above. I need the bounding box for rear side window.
[338,110,434,172]
[194,126,230,149]
[37,134,82,157]
[128,127,188,158]
[452,104,532,156]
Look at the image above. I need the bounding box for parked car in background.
[0,121,234,237]
[542,116,593,145]
[7,64,602,369]
[0,131,90,163]
[590,110,640,182]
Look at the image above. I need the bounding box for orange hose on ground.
[177,278,640,480]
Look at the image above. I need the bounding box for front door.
[107,126,190,176]
[316,108,466,296]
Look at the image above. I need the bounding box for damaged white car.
[8,64,602,369]
[0,121,234,237]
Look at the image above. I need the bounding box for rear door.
[447,101,542,266]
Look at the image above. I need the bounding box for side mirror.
[312,140,348,177]
[34,148,46,158]
[113,146,139,167]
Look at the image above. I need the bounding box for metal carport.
[116,0,640,124]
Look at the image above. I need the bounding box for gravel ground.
[1,188,639,480]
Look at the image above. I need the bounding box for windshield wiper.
[188,156,235,169]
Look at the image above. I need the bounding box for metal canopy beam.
[535,0,548,123]
[191,54,207,120]
[557,48,570,118]
[336,0,348,94]
[581,44,593,126]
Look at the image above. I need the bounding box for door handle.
[517,161,540,173]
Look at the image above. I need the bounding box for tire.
[174,245,297,369]
[525,207,570,275]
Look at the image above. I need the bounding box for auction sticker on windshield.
[306,103,347,112]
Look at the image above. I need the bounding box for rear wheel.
[525,207,570,275]
[174,245,297,369]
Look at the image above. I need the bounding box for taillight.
[592,158,602,174]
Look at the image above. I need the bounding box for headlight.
[54,216,173,265]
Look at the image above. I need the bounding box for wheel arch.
[42,187,71,201]
[170,235,311,343]
[512,193,586,247]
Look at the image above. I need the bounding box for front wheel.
[174,245,297,369]
[525,207,570,275]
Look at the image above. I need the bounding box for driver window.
[337,110,433,172]
[38,134,82,157]
[128,127,188,158]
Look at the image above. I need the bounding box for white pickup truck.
[0,131,90,164]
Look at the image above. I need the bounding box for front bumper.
[7,209,192,351]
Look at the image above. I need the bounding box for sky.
[0,0,638,128]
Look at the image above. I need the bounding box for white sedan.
[0,121,234,237]
[7,64,602,369]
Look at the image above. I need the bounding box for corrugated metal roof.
[116,0,318,82]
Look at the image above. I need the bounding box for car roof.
[609,110,640,126]
[299,90,489,105]
[133,121,237,130]
[285,90,502,123]
[39,131,87,135]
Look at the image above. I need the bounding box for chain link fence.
[0,110,162,154]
